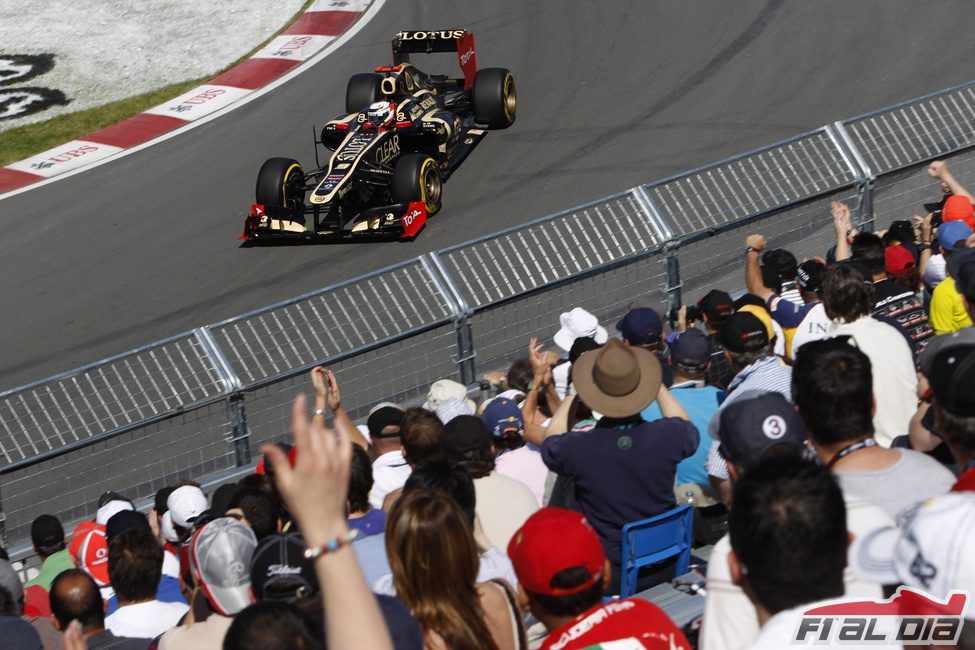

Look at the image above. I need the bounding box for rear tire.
[256,157,305,211]
[346,73,383,114]
[392,154,442,215]
[473,68,516,129]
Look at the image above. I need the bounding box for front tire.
[392,154,443,216]
[256,157,305,212]
[473,68,516,129]
[346,73,383,114]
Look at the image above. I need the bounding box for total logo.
[793,587,969,645]
[459,48,475,66]
[403,207,423,227]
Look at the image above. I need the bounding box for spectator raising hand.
[262,393,393,650]
[310,366,368,450]
[830,201,853,261]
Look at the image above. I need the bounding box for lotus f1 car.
[240,29,516,243]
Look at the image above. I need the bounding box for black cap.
[762,249,798,281]
[210,483,241,517]
[98,491,128,509]
[154,487,176,515]
[441,415,493,456]
[250,532,319,602]
[796,260,826,292]
[697,290,734,322]
[947,247,975,304]
[367,406,405,439]
[30,514,64,550]
[720,312,769,353]
[568,337,601,364]
[718,391,807,470]
[921,328,975,418]
[105,510,150,544]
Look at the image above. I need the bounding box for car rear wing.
[391,29,477,88]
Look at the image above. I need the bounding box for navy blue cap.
[669,329,710,366]
[718,392,807,470]
[615,308,663,345]
[481,397,524,438]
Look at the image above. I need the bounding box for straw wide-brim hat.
[572,338,662,418]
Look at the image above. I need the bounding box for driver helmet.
[366,101,394,127]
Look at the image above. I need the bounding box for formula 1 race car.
[240,29,516,243]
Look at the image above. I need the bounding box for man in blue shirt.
[641,328,720,501]
[533,339,698,595]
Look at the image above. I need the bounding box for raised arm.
[312,367,368,450]
[265,395,393,650]
[744,234,774,301]
[929,160,973,201]
[831,201,853,261]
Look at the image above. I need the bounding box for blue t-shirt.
[541,418,698,569]
[352,532,392,589]
[349,508,386,538]
[641,383,718,487]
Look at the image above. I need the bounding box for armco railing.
[5,78,975,554]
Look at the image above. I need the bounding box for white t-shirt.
[474,472,539,551]
[700,493,892,650]
[746,599,903,649]
[369,450,412,510]
[105,599,189,639]
[828,317,917,447]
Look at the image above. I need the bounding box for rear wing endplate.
[392,29,477,88]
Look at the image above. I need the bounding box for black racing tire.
[346,73,384,114]
[255,157,305,211]
[472,67,516,129]
[392,154,443,216]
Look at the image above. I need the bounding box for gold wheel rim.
[503,75,517,120]
[422,160,442,211]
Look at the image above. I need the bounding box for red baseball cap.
[507,508,605,596]
[942,195,975,229]
[885,244,917,275]
[69,521,110,587]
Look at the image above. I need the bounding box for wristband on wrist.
[745,246,759,254]
[304,529,358,560]
[312,408,326,417]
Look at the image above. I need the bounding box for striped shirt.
[705,355,794,480]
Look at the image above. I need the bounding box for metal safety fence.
[5,78,975,558]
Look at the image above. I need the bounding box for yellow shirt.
[930,275,973,334]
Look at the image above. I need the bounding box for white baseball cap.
[553,307,608,352]
[160,510,179,544]
[851,492,975,616]
[95,500,134,526]
[167,485,209,528]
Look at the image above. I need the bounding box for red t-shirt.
[541,598,691,650]
[952,466,975,493]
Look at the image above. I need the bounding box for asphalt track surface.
[3,0,975,391]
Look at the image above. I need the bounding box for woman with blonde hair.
[386,489,525,650]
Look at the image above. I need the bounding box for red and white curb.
[0,0,380,196]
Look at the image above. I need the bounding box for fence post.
[827,122,875,231]
[422,254,476,386]
[193,328,249,466]
[633,185,681,310]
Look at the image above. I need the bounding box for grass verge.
[0,0,315,167]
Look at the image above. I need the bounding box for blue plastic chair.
[618,504,694,598]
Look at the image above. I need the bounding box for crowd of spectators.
[3,159,975,648]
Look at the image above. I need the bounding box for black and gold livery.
[241,29,516,243]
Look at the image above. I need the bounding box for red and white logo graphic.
[794,587,968,645]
